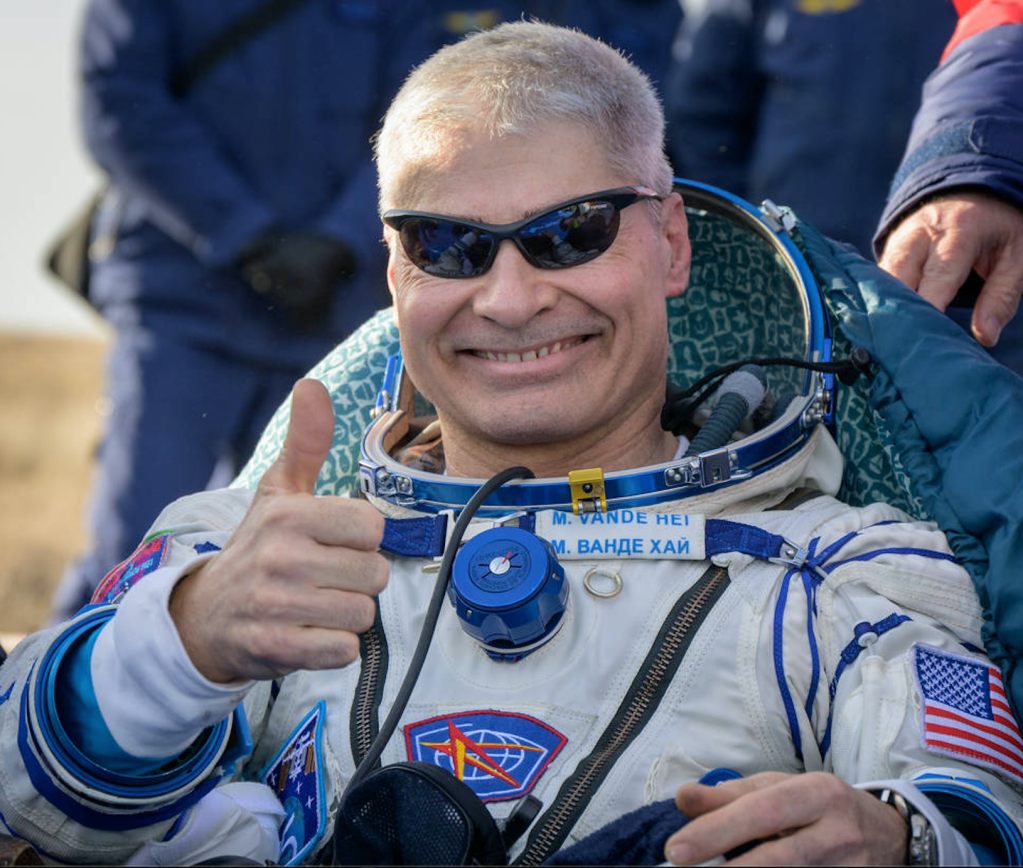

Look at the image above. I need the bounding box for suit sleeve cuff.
[92,556,253,758]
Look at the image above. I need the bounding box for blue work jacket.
[875,19,1023,247]
[664,0,958,257]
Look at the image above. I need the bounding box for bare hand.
[664,772,908,865]
[170,378,388,683]
[878,191,1023,347]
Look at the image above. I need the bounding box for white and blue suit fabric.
[2,427,1023,864]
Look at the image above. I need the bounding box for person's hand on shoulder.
[878,191,1023,347]
[169,378,388,683]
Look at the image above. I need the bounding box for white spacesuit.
[1,410,1022,865]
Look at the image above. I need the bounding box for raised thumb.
[258,378,336,495]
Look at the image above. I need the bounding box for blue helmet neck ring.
[359,181,834,516]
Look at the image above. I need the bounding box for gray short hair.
[374,20,674,212]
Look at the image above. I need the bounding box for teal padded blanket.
[794,218,1023,715]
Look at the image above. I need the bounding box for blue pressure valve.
[450,527,568,662]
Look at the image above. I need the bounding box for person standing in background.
[49,0,683,624]
[875,0,1023,374]
[427,2,683,89]
[663,0,958,258]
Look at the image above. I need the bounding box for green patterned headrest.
[235,184,915,516]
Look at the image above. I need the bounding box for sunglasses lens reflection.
[401,220,494,277]
[395,194,637,278]
[520,201,619,267]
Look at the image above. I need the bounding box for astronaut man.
[2,20,1023,867]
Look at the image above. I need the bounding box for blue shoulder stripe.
[772,568,803,760]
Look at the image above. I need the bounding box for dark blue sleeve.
[874,22,1023,255]
[309,0,448,261]
[79,0,277,267]
[662,2,762,196]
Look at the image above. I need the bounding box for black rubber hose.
[343,465,535,795]
[684,364,767,456]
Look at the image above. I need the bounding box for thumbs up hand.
[169,379,388,683]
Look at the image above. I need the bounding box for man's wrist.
[868,787,938,866]
[168,560,238,684]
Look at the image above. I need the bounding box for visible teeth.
[474,337,583,362]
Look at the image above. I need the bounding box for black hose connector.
[837,346,873,385]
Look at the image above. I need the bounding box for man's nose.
[470,239,558,328]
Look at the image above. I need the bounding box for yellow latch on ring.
[568,467,607,515]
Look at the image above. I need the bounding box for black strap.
[773,487,828,511]
[170,0,316,98]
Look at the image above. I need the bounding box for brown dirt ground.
[0,331,108,647]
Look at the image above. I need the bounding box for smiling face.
[385,121,691,477]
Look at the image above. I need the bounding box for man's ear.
[661,192,691,299]
[385,230,401,322]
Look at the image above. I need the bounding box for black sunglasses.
[382,186,663,278]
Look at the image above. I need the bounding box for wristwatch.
[872,787,939,866]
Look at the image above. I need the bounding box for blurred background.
[0,0,690,645]
[0,0,958,649]
[1,0,108,646]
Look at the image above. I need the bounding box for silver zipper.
[515,566,729,865]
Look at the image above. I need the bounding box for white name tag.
[534,509,706,560]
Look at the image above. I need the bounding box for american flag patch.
[913,644,1023,784]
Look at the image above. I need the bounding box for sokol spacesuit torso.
[3,427,1020,864]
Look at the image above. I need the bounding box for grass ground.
[0,331,107,647]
